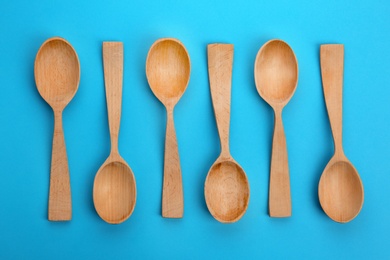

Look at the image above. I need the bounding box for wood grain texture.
[318,44,364,223]
[34,37,80,221]
[146,38,190,218]
[254,39,298,217]
[93,42,136,224]
[204,44,249,223]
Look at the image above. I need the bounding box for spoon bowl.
[94,159,136,224]
[146,38,190,105]
[319,159,363,222]
[255,39,298,106]
[205,160,249,223]
[35,37,80,109]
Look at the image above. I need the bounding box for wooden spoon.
[254,39,298,217]
[34,37,80,221]
[319,44,364,223]
[146,38,190,218]
[93,42,136,224]
[204,44,250,223]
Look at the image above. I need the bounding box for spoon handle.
[103,42,123,154]
[320,44,344,155]
[269,108,291,217]
[162,108,183,218]
[49,110,72,221]
[207,44,233,159]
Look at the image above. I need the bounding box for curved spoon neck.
[110,137,119,155]
[165,108,176,134]
[273,106,284,116]
[166,106,175,116]
[273,107,284,129]
[220,144,231,160]
[53,108,63,116]
[332,131,344,155]
[109,150,120,158]
[53,109,63,132]
[334,145,345,159]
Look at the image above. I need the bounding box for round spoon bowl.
[35,37,80,108]
[93,161,136,224]
[146,38,190,104]
[319,160,364,223]
[254,39,298,106]
[205,160,250,223]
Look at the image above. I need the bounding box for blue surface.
[0,0,389,259]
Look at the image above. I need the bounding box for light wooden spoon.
[35,37,80,221]
[146,38,190,218]
[204,44,250,223]
[93,42,136,224]
[254,39,298,217]
[319,44,364,223]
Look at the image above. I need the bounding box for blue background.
[0,0,389,259]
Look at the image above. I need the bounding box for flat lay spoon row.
[34,36,364,225]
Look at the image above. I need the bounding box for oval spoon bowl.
[254,39,298,105]
[319,159,364,223]
[93,160,136,224]
[146,38,190,104]
[205,160,249,223]
[35,37,80,108]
